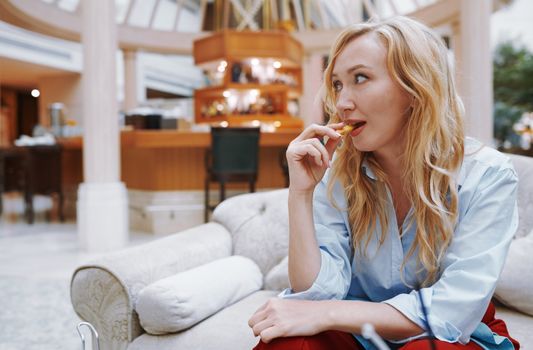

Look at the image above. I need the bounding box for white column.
[300,52,325,126]
[123,49,139,112]
[454,0,493,145]
[78,0,128,252]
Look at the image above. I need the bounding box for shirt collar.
[361,159,377,181]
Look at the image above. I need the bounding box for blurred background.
[0,1,531,347]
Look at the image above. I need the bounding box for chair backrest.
[1,145,61,193]
[210,126,260,176]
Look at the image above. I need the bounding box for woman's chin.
[350,138,375,153]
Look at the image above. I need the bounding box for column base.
[77,182,128,252]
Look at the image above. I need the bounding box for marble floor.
[0,217,157,350]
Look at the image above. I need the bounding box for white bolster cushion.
[495,233,533,316]
[136,256,263,334]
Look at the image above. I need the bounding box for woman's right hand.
[286,123,343,192]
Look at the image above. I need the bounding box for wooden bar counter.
[58,129,300,191]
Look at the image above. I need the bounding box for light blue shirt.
[280,138,518,350]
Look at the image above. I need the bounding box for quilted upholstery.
[213,189,289,276]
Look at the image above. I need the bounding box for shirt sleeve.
[383,163,519,344]
[279,175,353,301]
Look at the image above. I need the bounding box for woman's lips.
[348,121,366,137]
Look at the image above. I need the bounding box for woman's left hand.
[248,298,328,343]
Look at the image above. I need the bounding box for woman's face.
[332,32,412,158]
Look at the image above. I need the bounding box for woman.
[248,16,520,350]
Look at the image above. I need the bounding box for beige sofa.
[71,153,533,350]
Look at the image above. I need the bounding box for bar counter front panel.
[59,129,300,191]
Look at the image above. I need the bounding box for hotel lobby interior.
[1,0,533,349]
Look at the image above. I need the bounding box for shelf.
[195,84,300,100]
[193,30,303,128]
[200,83,295,93]
[195,114,303,128]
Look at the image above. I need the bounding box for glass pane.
[116,0,131,23]
[393,0,417,15]
[128,0,157,27]
[177,4,201,32]
[57,0,80,12]
[152,0,178,31]
[322,0,348,28]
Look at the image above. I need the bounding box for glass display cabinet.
[193,30,304,128]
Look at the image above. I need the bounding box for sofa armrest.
[70,222,232,349]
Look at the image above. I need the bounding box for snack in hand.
[339,124,355,136]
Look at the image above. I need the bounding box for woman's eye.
[355,74,368,84]
[333,80,342,92]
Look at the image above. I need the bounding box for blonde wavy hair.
[324,16,465,286]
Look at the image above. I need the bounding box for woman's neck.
[373,149,404,180]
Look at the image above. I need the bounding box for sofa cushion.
[129,290,277,350]
[495,304,533,347]
[213,189,290,276]
[495,231,533,316]
[508,153,533,238]
[494,155,533,317]
[136,256,263,334]
[264,256,289,291]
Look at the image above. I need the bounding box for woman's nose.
[335,90,355,112]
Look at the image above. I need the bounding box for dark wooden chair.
[279,148,290,187]
[0,145,64,224]
[204,126,260,222]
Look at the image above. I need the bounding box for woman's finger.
[291,140,331,168]
[248,308,267,328]
[253,301,268,314]
[297,136,329,155]
[307,144,324,167]
[306,138,331,167]
[327,121,345,130]
[293,124,342,143]
[260,325,283,344]
[324,135,342,160]
[294,142,325,166]
[252,317,275,337]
